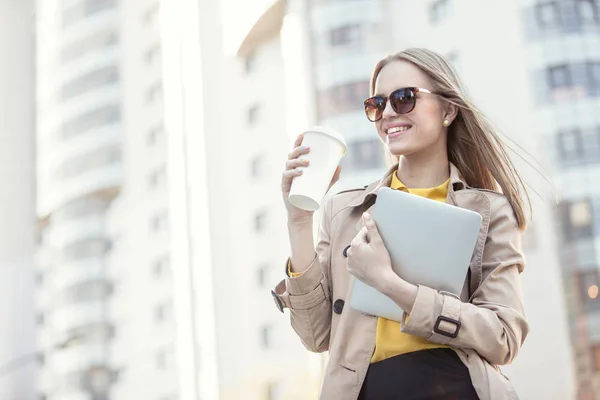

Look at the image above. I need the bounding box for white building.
[0,0,36,399]
[106,0,180,399]
[35,0,123,398]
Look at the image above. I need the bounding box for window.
[61,280,113,305]
[146,83,163,104]
[317,81,370,119]
[61,66,119,100]
[59,147,121,178]
[329,24,361,47]
[341,138,385,171]
[147,124,164,147]
[257,264,268,287]
[536,2,561,28]
[86,365,111,390]
[68,323,115,342]
[589,62,600,88]
[62,0,117,28]
[578,0,599,25]
[63,238,110,261]
[254,211,267,233]
[62,105,121,138]
[148,165,167,189]
[577,268,600,311]
[143,3,160,26]
[261,325,273,349]
[583,128,600,163]
[247,104,260,125]
[61,30,118,63]
[266,382,282,400]
[153,256,170,277]
[557,130,584,164]
[154,301,171,322]
[250,155,265,178]
[592,344,600,372]
[156,350,171,370]
[430,0,451,23]
[558,199,593,242]
[144,44,161,65]
[150,211,169,233]
[548,65,572,88]
[244,52,256,74]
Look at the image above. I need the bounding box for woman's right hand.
[281,133,342,225]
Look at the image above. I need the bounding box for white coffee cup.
[288,126,347,211]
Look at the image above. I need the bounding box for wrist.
[379,272,418,313]
[287,216,313,229]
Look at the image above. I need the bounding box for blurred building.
[0,0,36,399]
[519,0,600,398]
[206,0,324,398]
[106,0,181,398]
[34,0,124,398]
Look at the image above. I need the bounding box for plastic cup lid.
[304,126,347,154]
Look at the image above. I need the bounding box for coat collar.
[347,162,468,208]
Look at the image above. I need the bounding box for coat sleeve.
[271,197,334,353]
[400,194,529,366]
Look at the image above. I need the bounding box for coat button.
[333,299,345,314]
[343,245,351,257]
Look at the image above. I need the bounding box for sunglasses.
[363,87,439,122]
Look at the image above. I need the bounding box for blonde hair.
[371,48,530,229]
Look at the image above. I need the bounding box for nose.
[381,98,397,119]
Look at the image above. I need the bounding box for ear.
[443,102,459,126]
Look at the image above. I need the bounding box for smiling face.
[373,60,450,160]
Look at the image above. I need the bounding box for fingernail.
[302,146,310,150]
[296,168,303,174]
[300,159,309,164]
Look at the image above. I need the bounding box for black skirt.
[358,348,479,400]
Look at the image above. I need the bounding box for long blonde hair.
[371,48,530,229]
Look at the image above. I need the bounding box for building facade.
[519,0,600,398]
[35,0,123,398]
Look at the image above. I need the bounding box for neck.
[396,150,450,189]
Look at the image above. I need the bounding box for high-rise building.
[106,0,180,398]
[0,0,36,399]
[34,0,123,398]
[518,1,600,398]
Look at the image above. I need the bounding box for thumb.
[362,212,381,243]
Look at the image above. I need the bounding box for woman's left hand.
[347,212,419,313]
[346,212,397,292]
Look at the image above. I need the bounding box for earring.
[443,119,450,127]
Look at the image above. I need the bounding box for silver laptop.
[349,186,482,322]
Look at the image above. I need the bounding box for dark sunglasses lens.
[364,97,385,122]
[390,88,416,114]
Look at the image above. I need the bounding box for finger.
[362,212,381,243]
[359,226,370,244]
[282,168,304,179]
[285,158,309,171]
[293,133,304,148]
[287,145,310,160]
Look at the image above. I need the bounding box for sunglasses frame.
[363,87,437,122]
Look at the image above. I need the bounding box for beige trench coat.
[272,163,529,400]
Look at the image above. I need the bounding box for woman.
[272,48,529,400]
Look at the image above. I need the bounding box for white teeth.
[387,126,410,134]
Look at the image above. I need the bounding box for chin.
[386,143,416,157]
